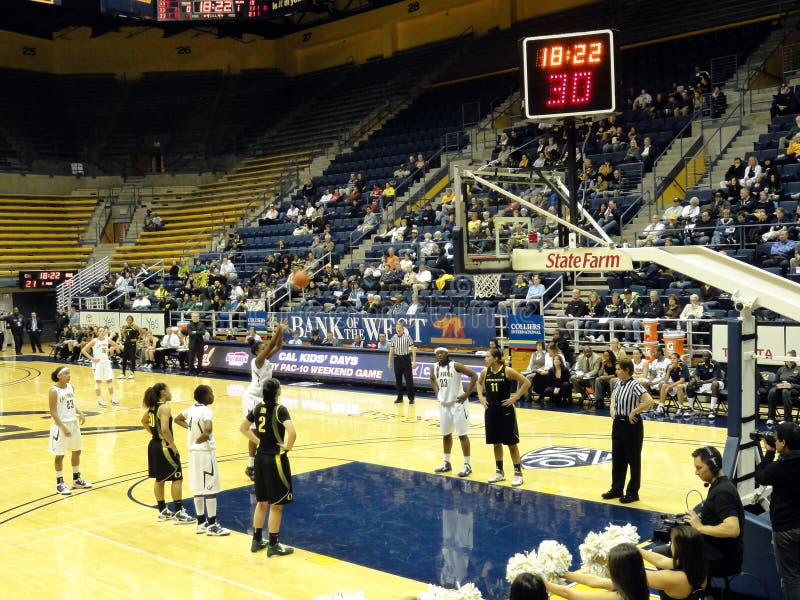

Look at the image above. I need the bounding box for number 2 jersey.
[247,402,290,456]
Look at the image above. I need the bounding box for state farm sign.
[512,248,633,272]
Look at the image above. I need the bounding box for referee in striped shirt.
[387,320,416,404]
[601,358,654,504]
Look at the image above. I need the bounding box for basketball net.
[473,273,502,299]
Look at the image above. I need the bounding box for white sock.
[463,456,470,465]
[206,497,217,519]
[193,496,205,518]
[248,457,255,468]
[443,454,451,464]
[710,398,717,410]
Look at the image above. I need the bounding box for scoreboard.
[156,0,305,20]
[19,270,75,289]
[521,30,617,120]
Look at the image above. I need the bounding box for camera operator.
[687,446,744,579]
[653,447,744,580]
[755,422,800,599]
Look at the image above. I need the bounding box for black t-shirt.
[700,476,744,576]
[247,402,290,456]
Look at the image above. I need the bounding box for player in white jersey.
[48,366,92,495]
[430,347,478,478]
[175,385,230,536]
[243,323,288,480]
[81,326,122,408]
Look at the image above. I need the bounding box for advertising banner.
[79,310,165,334]
[512,248,633,272]
[199,341,487,390]
[244,311,496,349]
[506,314,546,348]
[712,323,800,366]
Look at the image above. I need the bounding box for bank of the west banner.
[507,314,546,348]
[245,307,495,348]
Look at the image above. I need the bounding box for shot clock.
[521,30,617,120]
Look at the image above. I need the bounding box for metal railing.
[56,256,111,311]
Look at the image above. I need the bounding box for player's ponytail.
[143,382,168,408]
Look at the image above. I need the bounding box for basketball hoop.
[473,273,502,299]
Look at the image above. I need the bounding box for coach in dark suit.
[27,311,43,353]
[4,307,27,355]
[186,312,207,374]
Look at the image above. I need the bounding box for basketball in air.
[293,269,311,289]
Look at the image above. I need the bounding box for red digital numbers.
[546,72,592,107]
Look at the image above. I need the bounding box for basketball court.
[0,355,726,599]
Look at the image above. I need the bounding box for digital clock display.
[18,271,75,289]
[156,0,304,20]
[521,30,617,120]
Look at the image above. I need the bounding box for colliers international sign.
[512,247,634,271]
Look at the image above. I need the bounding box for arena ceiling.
[0,0,402,40]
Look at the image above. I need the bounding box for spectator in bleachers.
[662,197,684,221]
[750,208,776,244]
[709,84,727,118]
[625,138,642,163]
[365,294,382,314]
[220,257,237,281]
[380,263,404,291]
[679,294,704,332]
[681,196,701,223]
[761,207,792,241]
[632,88,652,111]
[740,156,762,189]
[302,179,317,203]
[785,132,800,163]
[712,208,738,247]
[603,291,624,339]
[132,292,151,310]
[760,229,796,274]
[639,214,665,245]
[771,82,798,119]
[704,191,730,220]
[557,288,588,338]
[687,210,715,246]
[582,290,605,342]
[405,293,422,315]
[597,199,621,235]
[292,221,312,236]
[621,289,643,344]
[285,202,300,223]
[411,264,432,293]
[390,293,408,315]
[641,137,655,173]
[778,115,800,151]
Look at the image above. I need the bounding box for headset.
[698,445,722,475]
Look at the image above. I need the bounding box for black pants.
[11,330,24,354]
[393,355,415,402]
[29,331,43,353]
[611,417,643,495]
[121,341,137,374]
[188,343,204,372]
[768,387,799,423]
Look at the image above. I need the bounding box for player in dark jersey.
[240,378,296,557]
[119,315,143,379]
[477,347,530,487]
[141,382,195,524]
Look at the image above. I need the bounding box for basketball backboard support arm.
[463,168,614,247]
